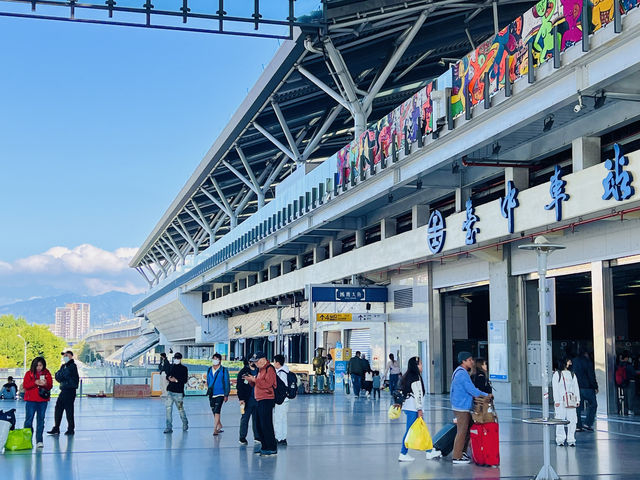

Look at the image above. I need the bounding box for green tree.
[0,314,68,369]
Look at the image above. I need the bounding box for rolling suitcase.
[432,422,456,457]
[469,422,500,466]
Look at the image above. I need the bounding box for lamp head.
[518,235,565,253]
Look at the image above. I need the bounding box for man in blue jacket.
[207,353,230,436]
[451,352,490,464]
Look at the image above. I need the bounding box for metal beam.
[223,160,259,195]
[296,65,352,111]
[211,177,233,214]
[163,235,184,264]
[235,145,264,205]
[185,205,210,237]
[363,9,429,111]
[135,266,153,287]
[302,105,344,160]
[156,242,176,268]
[191,200,214,237]
[253,122,296,161]
[394,48,434,82]
[200,187,231,217]
[271,101,300,162]
[175,217,198,253]
[492,0,499,35]
[149,250,168,276]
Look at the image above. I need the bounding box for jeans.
[577,388,597,428]
[400,410,419,455]
[328,372,335,391]
[274,398,289,441]
[256,398,277,452]
[165,392,188,430]
[373,388,380,399]
[389,374,400,395]
[317,375,325,391]
[453,411,471,460]
[25,401,48,443]
[54,390,76,432]
[239,397,259,442]
[623,381,636,415]
[351,375,362,397]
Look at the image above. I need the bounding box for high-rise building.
[55,303,90,340]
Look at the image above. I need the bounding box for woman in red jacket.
[23,356,53,448]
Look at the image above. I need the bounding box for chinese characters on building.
[427,210,446,253]
[544,165,569,221]
[461,199,480,245]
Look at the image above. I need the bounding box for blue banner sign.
[310,286,388,302]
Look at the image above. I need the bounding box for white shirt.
[552,370,581,407]
[402,379,424,412]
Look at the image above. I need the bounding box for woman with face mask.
[207,353,230,435]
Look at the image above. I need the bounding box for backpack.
[0,408,16,430]
[615,364,628,387]
[285,371,298,399]
[270,366,287,405]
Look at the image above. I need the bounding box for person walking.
[326,353,335,392]
[552,357,580,446]
[23,357,53,448]
[472,358,492,395]
[164,352,188,434]
[347,351,364,397]
[385,353,402,395]
[237,357,260,446]
[397,356,441,462]
[207,353,230,436]
[47,350,79,436]
[572,350,598,431]
[273,354,290,446]
[0,376,18,399]
[158,353,170,397]
[372,371,381,400]
[244,351,278,456]
[618,351,636,416]
[450,352,490,464]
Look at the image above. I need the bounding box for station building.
[130,0,640,413]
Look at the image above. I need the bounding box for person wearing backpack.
[397,356,442,462]
[244,351,278,456]
[617,351,636,416]
[552,357,580,446]
[273,354,291,446]
[572,350,598,432]
[207,353,230,436]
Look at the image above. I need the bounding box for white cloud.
[10,244,138,275]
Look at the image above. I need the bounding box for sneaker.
[260,450,277,457]
[426,449,442,460]
[278,439,287,446]
[239,439,248,446]
[568,442,576,447]
[556,442,565,447]
[584,425,594,432]
[398,453,415,462]
[36,442,44,449]
[575,427,584,432]
[254,440,261,445]
[453,456,471,464]
[46,429,60,436]
[164,428,173,434]
[64,431,74,436]
[183,425,188,432]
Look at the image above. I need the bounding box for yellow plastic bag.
[404,417,433,451]
[388,405,401,420]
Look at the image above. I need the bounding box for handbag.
[562,374,578,408]
[38,387,51,400]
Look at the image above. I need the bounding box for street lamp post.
[16,334,27,375]
[518,236,566,480]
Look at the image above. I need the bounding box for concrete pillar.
[505,167,529,191]
[268,265,279,281]
[355,229,365,248]
[591,260,616,414]
[381,218,397,239]
[329,240,342,258]
[487,246,524,404]
[412,204,429,229]
[313,246,326,263]
[572,136,601,171]
[455,186,471,213]
[282,259,292,274]
[296,254,304,270]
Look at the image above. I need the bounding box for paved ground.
[2,392,639,479]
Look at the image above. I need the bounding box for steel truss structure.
[129,0,535,286]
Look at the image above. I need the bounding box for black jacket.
[572,355,598,390]
[166,363,188,395]
[236,366,257,402]
[55,359,79,390]
[347,356,364,376]
[158,358,170,375]
[472,371,492,394]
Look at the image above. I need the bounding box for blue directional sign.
[310,286,388,302]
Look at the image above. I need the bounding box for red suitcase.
[469,422,500,466]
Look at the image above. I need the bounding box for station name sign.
[316,313,387,322]
[310,285,388,303]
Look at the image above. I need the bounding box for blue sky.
[0,1,320,303]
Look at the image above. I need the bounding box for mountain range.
[0,291,143,327]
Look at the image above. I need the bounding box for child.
[552,357,580,447]
[372,371,381,399]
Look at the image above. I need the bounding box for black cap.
[174,352,183,359]
[249,351,266,362]
[61,350,74,356]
